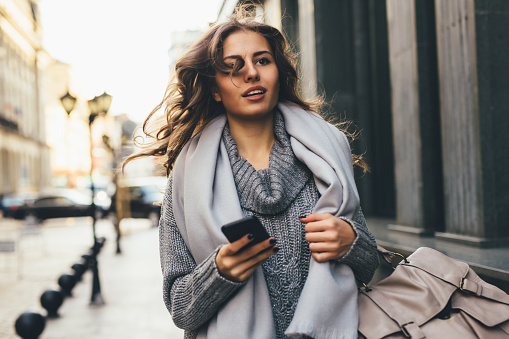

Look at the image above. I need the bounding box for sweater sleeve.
[337,208,379,284]
[159,175,246,331]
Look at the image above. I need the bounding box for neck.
[227,113,275,171]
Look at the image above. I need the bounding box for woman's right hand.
[216,235,278,282]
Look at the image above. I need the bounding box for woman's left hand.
[300,213,356,262]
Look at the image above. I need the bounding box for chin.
[228,105,276,121]
[244,109,275,119]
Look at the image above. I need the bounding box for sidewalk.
[0,217,184,339]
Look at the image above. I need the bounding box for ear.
[212,88,222,102]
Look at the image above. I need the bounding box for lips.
[242,86,267,97]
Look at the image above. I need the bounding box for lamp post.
[59,91,77,187]
[59,90,112,306]
[102,134,122,254]
[86,91,112,305]
[87,96,99,240]
[86,91,113,239]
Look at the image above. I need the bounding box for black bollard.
[81,248,94,266]
[58,273,77,297]
[15,311,46,339]
[81,254,92,266]
[71,260,87,281]
[92,236,106,254]
[40,289,64,318]
[88,237,106,305]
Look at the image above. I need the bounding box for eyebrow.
[223,50,273,60]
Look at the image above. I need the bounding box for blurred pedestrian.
[124,8,378,339]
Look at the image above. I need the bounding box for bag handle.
[377,244,408,269]
[359,245,409,292]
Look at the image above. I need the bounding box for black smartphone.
[221,216,270,248]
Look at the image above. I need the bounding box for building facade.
[218,0,509,248]
[0,0,51,195]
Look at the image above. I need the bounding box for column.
[386,0,443,235]
[434,0,509,246]
[311,0,395,216]
[296,0,317,100]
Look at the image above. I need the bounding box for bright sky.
[39,0,224,123]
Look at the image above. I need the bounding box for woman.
[125,11,379,339]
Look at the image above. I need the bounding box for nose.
[243,61,259,82]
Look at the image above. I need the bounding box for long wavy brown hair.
[123,10,367,176]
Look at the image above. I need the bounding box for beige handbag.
[358,246,509,338]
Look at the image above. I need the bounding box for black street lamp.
[60,91,77,187]
[86,91,112,305]
[60,91,77,116]
[96,91,113,114]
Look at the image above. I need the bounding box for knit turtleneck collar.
[222,110,312,215]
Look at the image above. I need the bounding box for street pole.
[102,134,122,254]
[113,173,122,254]
[86,92,112,305]
[61,91,111,306]
[88,111,104,305]
[88,113,98,243]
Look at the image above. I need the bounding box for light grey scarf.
[171,102,359,338]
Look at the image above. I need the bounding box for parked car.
[111,176,167,227]
[0,192,37,218]
[12,189,111,223]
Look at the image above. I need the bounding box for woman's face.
[213,30,279,122]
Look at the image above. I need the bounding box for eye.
[256,57,271,66]
[220,58,244,75]
[230,58,245,71]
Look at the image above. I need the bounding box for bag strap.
[361,288,426,338]
[459,278,509,304]
[405,257,509,305]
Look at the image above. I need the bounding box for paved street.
[0,217,184,339]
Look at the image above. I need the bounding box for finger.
[241,237,276,255]
[299,213,334,222]
[243,244,278,269]
[305,230,339,243]
[237,265,263,281]
[308,241,341,253]
[305,219,336,233]
[312,251,337,263]
[235,259,267,282]
[236,247,279,280]
[228,245,279,281]
[223,233,255,255]
[301,214,337,233]
[220,237,276,271]
[306,218,356,244]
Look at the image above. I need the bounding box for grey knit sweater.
[159,112,379,338]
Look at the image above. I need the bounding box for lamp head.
[96,92,112,114]
[60,91,77,116]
